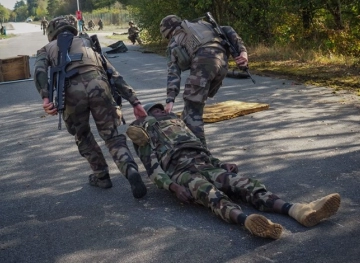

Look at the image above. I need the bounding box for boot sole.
[302,193,341,227]
[128,172,147,199]
[246,214,283,239]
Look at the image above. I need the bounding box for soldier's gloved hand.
[165,102,174,113]
[221,163,238,173]
[170,183,194,203]
[42,98,58,116]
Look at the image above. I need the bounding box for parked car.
[26,18,33,22]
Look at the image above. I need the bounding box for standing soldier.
[159,15,248,148]
[40,17,49,35]
[98,18,103,30]
[33,17,148,198]
[88,19,95,30]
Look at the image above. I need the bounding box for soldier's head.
[129,21,134,25]
[46,17,78,42]
[143,103,166,117]
[160,15,182,39]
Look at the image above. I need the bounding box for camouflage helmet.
[129,20,134,25]
[143,103,164,114]
[46,17,78,42]
[160,15,182,39]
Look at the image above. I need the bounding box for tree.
[47,0,58,18]
[0,4,10,22]
[14,0,26,10]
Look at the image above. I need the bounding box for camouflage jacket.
[34,34,139,105]
[41,20,48,28]
[166,25,247,100]
[128,25,140,36]
[131,113,224,190]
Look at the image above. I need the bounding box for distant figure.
[88,19,95,30]
[40,17,49,35]
[98,18,103,30]
[68,14,77,27]
[79,18,88,31]
[128,21,142,45]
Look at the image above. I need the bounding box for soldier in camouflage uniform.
[33,17,148,198]
[126,103,341,239]
[160,15,249,148]
[40,17,49,35]
[128,21,142,45]
[68,14,77,28]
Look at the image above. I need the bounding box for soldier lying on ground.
[126,103,341,239]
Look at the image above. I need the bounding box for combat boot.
[289,193,341,227]
[89,173,113,189]
[244,214,283,239]
[127,166,147,198]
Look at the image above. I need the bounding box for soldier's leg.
[182,98,206,147]
[182,55,225,148]
[212,170,341,227]
[170,152,282,239]
[87,75,146,198]
[174,169,282,239]
[64,75,111,188]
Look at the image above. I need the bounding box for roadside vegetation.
[1,0,358,94]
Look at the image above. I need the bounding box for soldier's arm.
[208,154,224,168]
[221,26,247,54]
[34,47,50,99]
[166,38,182,101]
[134,139,174,191]
[106,60,141,106]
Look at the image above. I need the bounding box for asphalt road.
[1,23,360,263]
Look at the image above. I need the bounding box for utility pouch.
[173,46,191,71]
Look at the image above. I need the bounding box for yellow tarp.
[178,100,269,123]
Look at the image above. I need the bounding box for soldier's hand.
[234,51,248,67]
[43,98,57,115]
[133,104,147,119]
[221,163,238,173]
[165,102,174,113]
[170,183,194,203]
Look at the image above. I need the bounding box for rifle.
[48,31,83,130]
[205,12,256,84]
[90,34,126,124]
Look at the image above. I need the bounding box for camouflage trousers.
[182,48,228,148]
[63,71,138,178]
[169,150,280,223]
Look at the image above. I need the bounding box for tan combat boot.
[289,193,341,227]
[244,214,283,239]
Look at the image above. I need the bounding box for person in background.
[40,17,49,35]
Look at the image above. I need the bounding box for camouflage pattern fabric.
[129,113,280,224]
[63,72,138,177]
[41,19,48,35]
[165,24,247,148]
[34,34,141,179]
[128,24,140,37]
